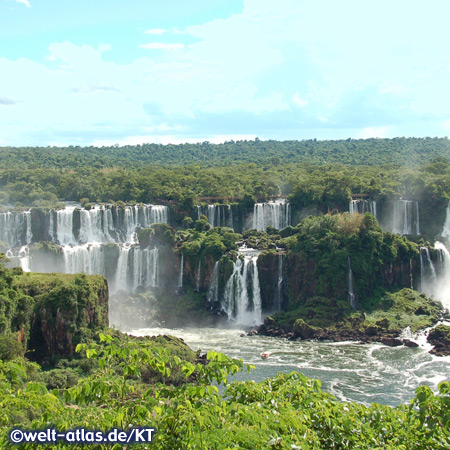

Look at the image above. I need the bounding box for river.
[130,325,450,407]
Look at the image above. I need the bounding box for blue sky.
[1,0,450,146]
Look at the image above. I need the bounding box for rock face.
[16,272,109,360]
[427,325,450,356]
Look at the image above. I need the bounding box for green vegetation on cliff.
[0,260,108,362]
[259,213,444,341]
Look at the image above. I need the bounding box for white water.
[178,254,184,291]
[196,260,201,292]
[0,210,33,248]
[349,199,377,217]
[391,200,420,235]
[420,242,450,310]
[111,246,159,294]
[0,203,169,295]
[197,204,233,228]
[348,257,357,310]
[273,254,284,312]
[207,261,219,302]
[131,326,450,406]
[223,248,262,326]
[252,199,290,231]
[442,202,450,238]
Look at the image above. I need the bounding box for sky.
[1,0,450,146]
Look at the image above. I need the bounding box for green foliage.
[0,336,448,449]
[287,213,419,307]
[0,334,24,361]
[365,289,443,332]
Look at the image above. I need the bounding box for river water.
[130,326,450,407]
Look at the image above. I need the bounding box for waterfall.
[420,247,437,294]
[1,203,169,297]
[391,200,420,235]
[222,248,262,325]
[252,199,290,231]
[207,261,219,302]
[348,257,356,310]
[24,211,32,244]
[62,243,105,276]
[0,210,32,248]
[178,253,184,291]
[18,245,31,272]
[442,203,450,238]
[129,247,159,292]
[56,206,76,245]
[419,242,450,309]
[273,254,284,312]
[349,199,377,217]
[197,204,233,229]
[47,210,56,242]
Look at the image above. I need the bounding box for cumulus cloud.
[293,93,308,108]
[98,44,112,52]
[139,43,184,51]
[144,28,168,35]
[16,0,31,7]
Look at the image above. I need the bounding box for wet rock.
[402,339,419,348]
[427,325,450,356]
[380,337,403,347]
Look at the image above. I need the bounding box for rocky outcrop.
[427,325,450,356]
[16,272,109,361]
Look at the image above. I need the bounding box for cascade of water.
[78,207,107,243]
[56,206,76,245]
[18,245,31,272]
[47,210,55,242]
[222,249,263,325]
[196,260,201,292]
[178,254,184,291]
[252,199,290,231]
[62,243,105,276]
[348,257,356,310]
[442,203,450,238]
[349,200,377,217]
[419,242,450,309]
[0,211,30,248]
[207,205,216,227]
[129,247,159,292]
[391,200,420,235]
[113,245,131,293]
[207,261,219,302]
[196,205,233,229]
[273,254,284,312]
[24,211,32,244]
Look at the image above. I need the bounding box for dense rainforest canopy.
[1,138,450,212]
[1,137,450,169]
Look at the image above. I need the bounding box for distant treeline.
[1,137,450,169]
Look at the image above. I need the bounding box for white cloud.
[293,93,308,108]
[16,0,31,7]
[357,127,389,139]
[98,44,112,52]
[139,43,184,51]
[144,28,168,35]
[442,120,450,130]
